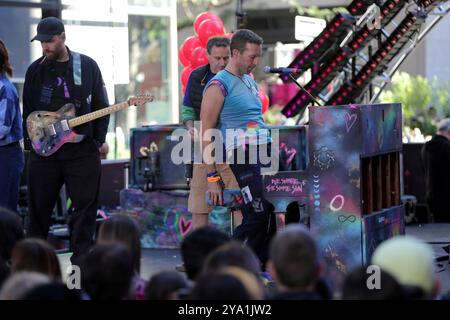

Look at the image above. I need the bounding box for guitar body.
[27,95,153,156]
[27,103,84,157]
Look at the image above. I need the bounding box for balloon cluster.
[178,12,269,113]
[178,12,228,93]
[257,90,269,114]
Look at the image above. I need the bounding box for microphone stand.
[286,73,322,125]
[288,73,322,107]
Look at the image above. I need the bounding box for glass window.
[128,0,171,8]
[110,15,172,159]
[0,7,41,80]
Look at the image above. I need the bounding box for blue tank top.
[205,70,270,152]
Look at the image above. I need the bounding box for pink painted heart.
[344,112,357,133]
[179,216,192,237]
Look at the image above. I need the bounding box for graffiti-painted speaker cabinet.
[308,103,405,287]
[120,188,231,248]
[129,124,308,191]
[130,125,188,191]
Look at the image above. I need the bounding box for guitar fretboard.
[68,101,130,127]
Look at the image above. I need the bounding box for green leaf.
[379,72,450,136]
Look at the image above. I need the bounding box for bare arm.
[200,84,224,206]
[200,84,224,172]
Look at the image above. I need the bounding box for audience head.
[144,271,190,300]
[97,214,142,274]
[222,266,265,299]
[22,282,82,300]
[0,207,24,263]
[82,243,134,300]
[371,235,438,299]
[203,241,261,277]
[180,226,230,280]
[0,39,13,77]
[190,267,264,300]
[11,238,62,281]
[268,224,322,292]
[342,266,405,300]
[437,118,450,139]
[0,271,51,300]
[0,257,10,289]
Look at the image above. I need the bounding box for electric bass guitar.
[26,94,153,156]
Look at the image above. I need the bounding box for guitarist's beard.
[43,46,67,62]
[43,50,61,61]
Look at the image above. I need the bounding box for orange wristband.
[207,176,222,183]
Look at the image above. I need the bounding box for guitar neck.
[68,101,130,128]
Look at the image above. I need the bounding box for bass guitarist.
[22,17,109,267]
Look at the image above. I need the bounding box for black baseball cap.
[31,17,65,42]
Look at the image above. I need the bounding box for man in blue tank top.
[200,29,275,270]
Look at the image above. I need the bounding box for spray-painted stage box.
[263,103,405,288]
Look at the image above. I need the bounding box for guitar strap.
[73,52,82,86]
[71,51,82,109]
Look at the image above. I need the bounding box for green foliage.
[379,72,450,136]
[263,105,284,125]
[280,1,346,20]
[296,5,348,21]
[177,0,232,29]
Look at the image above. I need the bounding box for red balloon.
[182,36,201,63]
[258,90,270,114]
[194,12,222,35]
[198,19,225,47]
[181,66,193,87]
[178,48,189,67]
[190,47,208,68]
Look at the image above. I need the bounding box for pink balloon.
[178,48,189,67]
[194,12,222,35]
[258,90,270,113]
[190,47,208,68]
[198,19,225,47]
[182,36,201,63]
[181,66,193,87]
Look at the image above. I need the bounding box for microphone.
[263,66,301,75]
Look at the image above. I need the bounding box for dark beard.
[43,47,66,61]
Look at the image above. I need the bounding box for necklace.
[224,69,253,91]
